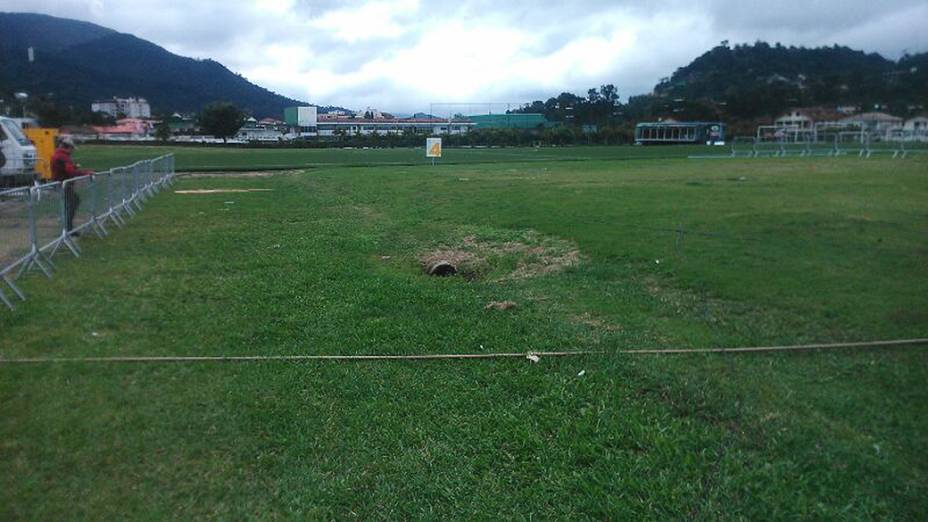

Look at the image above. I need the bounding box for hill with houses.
[645,42,927,120]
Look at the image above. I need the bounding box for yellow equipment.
[23,127,58,181]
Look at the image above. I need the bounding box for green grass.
[73,143,721,171]
[2,148,927,519]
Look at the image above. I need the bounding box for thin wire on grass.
[0,338,925,365]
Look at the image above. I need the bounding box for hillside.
[0,12,308,118]
[651,42,927,118]
[517,42,926,131]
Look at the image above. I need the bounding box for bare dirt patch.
[418,229,580,281]
[485,300,518,310]
[573,312,622,331]
[508,248,580,280]
[181,170,300,179]
[174,189,274,194]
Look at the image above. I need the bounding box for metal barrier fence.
[0,154,175,310]
[718,130,928,159]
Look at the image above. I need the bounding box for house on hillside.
[774,107,844,130]
[903,116,928,141]
[903,116,928,132]
[839,112,904,139]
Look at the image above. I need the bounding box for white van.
[0,116,37,178]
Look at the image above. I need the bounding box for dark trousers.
[64,184,80,232]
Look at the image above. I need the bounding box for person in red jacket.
[50,137,93,234]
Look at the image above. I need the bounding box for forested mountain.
[0,12,114,52]
[643,42,926,119]
[516,43,926,128]
[0,12,308,118]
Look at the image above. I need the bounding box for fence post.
[133,163,144,211]
[90,173,108,238]
[121,167,136,218]
[26,186,53,278]
[109,170,125,228]
[58,179,80,257]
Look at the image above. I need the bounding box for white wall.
[297,106,318,126]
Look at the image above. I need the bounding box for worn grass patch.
[417,227,580,281]
[180,169,301,178]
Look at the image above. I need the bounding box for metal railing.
[721,130,928,159]
[0,154,175,310]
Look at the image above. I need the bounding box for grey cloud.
[706,0,924,33]
[3,0,925,112]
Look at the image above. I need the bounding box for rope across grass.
[1,338,925,365]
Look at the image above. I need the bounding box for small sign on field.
[426,137,442,158]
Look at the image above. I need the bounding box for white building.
[236,118,285,142]
[774,107,843,130]
[902,116,928,142]
[903,116,928,132]
[839,112,904,136]
[91,97,151,119]
[315,117,473,137]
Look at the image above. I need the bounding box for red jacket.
[50,147,92,181]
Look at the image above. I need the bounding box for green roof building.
[467,113,551,129]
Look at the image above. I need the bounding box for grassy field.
[74,143,721,171]
[2,146,927,518]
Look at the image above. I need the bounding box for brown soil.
[508,248,580,280]
[180,170,300,179]
[174,189,274,194]
[418,230,580,281]
[573,312,622,331]
[485,300,518,310]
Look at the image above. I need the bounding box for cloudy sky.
[6,0,928,113]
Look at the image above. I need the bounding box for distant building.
[315,117,473,137]
[284,106,318,136]
[91,97,151,119]
[236,118,285,142]
[167,113,198,134]
[904,116,928,132]
[318,110,350,120]
[91,118,154,140]
[774,107,844,130]
[258,117,286,128]
[836,105,860,115]
[902,116,928,141]
[839,112,904,139]
[468,113,552,130]
[285,106,474,137]
[634,121,726,145]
